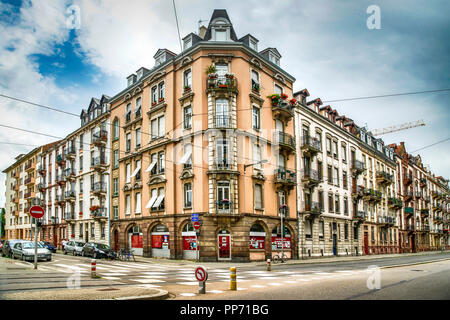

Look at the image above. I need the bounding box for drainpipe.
[294,108,302,260]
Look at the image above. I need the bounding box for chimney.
[199,25,207,39]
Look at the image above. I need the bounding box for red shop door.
[364,233,369,255]
[218,234,231,260]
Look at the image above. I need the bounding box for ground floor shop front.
[110,214,298,262]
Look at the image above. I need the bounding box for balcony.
[64,190,76,201]
[363,188,382,202]
[351,160,365,177]
[65,212,76,222]
[420,209,429,217]
[56,154,66,166]
[434,216,443,223]
[423,195,431,203]
[12,184,19,191]
[211,158,233,171]
[24,191,35,199]
[92,181,107,196]
[91,206,108,220]
[404,207,414,218]
[38,164,46,175]
[63,168,76,180]
[431,191,441,199]
[13,210,20,217]
[213,115,232,129]
[13,171,20,179]
[420,178,427,187]
[270,96,295,122]
[91,156,108,171]
[300,169,320,188]
[404,191,413,202]
[355,211,367,221]
[376,171,393,185]
[300,202,323,215]
[216,200,232,214]
[55,194,65,205]
[352,185,365,201]
[13,196,19,204]
[378,216,396,227]
[403,173,413,186]
[414,191,422,199]
[388,197,403,209]
[37,183,46,192]
[274,169,296,187]
[24,176,35,186]
[206,75,238,94]
[25,161,35,172]
[273,131,296,153]
[92,130,108,146]
[64,146,76,159]
[406,224,415,232]
[300,136,321,156]
[421,225,430,232]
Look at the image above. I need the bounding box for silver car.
[12,241,52,261]
[64,241,85,256]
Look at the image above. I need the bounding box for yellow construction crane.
[371,120,425,136]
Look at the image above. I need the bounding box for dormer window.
[250,38,258,51]
[269,52,280,66]
[155,54,166,66]
[211,18,231,41]
[184,37,192,50]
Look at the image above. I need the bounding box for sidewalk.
[0,286,168,300]
[130,250,450,268]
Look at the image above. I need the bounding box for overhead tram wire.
[409,137,450,154]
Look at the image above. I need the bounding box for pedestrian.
[62,239,67,251]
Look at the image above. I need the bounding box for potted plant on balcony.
[152,101,157,107]
[289,98,297,105]
[281,93,288,100]
[225,73,234,79]
[267,94,281,106]
[205,65,217,77]
[158,97,165,103]
[89,205,100,212]
[71,234,75,239]
[184,85,191,93]
[252,82,260,93]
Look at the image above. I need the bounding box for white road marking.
[283,280,297,284]
[141,272,166,275]
[133,279,165,283]
[237,287,248,291]
[251,285,267,288]
[207,290,224,294]
[99,273,128,276]
[268,283,282,286]
[135,275,166,279]
[256,276,278,280]
[177,282,198,286]
[102,276,120,280]
[137,284,160,288]
[179,293,196,297]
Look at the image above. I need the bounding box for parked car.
[81,242,116,259]
[64,241,85,256]
[39,241,57,253]
[1,239,23,258]
[11,241,52,261]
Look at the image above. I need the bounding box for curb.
[110,289,169,300]
[379,257,450,269]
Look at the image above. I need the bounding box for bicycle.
[272,252,288,264]
[118,249,136,262]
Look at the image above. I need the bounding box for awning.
[146,159,157,172]
[130,165,141,178]
[145,194,158,209]
[180,149,192,164]
[153,194,165,208]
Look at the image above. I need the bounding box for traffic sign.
[191,213,199,222]
[195,266,208,282]
[29,206,44,219]
[193,221,201,230]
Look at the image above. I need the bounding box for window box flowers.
[289,98,297,105]
[225,73,234,79]
[158,97,165,103]
[184,85,191,93]
[281,93,288,100]
[89,205,100,212]
[152,101,157,107]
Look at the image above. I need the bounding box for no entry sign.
[195,266,208,282]
[29,206,44,219]
[193,221,201,230]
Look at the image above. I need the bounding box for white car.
[12,241,52,261]
[64,241,85,256]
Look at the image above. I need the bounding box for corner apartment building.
[3,142,57,240]
[293,91,364,258]
[39,96,111,248]
[109,9,298,261]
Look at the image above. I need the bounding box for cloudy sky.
[0,0,449,207]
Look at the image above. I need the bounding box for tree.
[1,208,5,239]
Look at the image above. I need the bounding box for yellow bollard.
[230,267,237,291]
